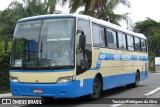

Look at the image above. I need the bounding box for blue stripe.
[10,69,73,72]
[139,56,148,61]
[131,55,138,61]
[90,53,148,70]
[89,67,99,70]
[99,53,148,61]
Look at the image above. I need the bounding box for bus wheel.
[88,77,101,100]
[135,72,140,87]
[131,72,140,87]
[41,97,55,102]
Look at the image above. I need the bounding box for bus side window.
[141,39,147,53]
[106,29,117,49]
[118,32,126,50]
[93,24,101,47]
[99,27,106,47]
[127,35,134,51]
[135,37,141,51]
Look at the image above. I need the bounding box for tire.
[88,77,101,100]
[130,72,140,87]
[41,97,55,102]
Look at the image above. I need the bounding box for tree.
[0,9,18,36]
[134,19,160,36]
[8,0,57,16]
[64,0,130,25]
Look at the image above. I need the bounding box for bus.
[10,14,148,100]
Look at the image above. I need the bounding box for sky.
[115,0,160,28]
[0,0,160,28]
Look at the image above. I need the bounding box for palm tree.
[64,0,130,25]
[103,0,130,25]
[44,0,56,14]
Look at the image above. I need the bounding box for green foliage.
[0,38,12,55]
[0,38,12,92]
[0,9,18,36]
[0,54,10,91]
[148,32,160,56]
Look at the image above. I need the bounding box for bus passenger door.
[75,19,92,97]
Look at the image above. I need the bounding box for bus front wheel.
[88,77,101,99]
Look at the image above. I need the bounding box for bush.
[0,54,10,92]
[0,38,11,93]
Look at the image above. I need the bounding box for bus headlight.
[10,76,19,82]
[57,76,73,83]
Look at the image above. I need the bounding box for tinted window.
[93,24,100,46]
[135,37,141,51]
[106,29,117,49]
[127,35,134,51]
[118,32,126,50]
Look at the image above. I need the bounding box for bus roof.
[18,14,146,39]
[17,14,89,22]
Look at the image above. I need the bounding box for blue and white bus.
[10,14,148,100]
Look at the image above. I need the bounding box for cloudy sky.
[0,0,159,28]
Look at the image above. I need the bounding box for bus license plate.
[33,89,43,94]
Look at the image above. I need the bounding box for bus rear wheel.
[88,77,101,100]
[131,72,140,87]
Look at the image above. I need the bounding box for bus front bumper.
[10,81,76,98]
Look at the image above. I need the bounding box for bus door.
[75,19,92,96]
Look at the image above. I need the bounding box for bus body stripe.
[99,53,148,61]
[90,53,148,70]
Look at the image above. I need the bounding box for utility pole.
[124,13,131,30]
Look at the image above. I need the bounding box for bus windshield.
[11,18,75,68]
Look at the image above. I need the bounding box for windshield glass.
[11,18,75,68]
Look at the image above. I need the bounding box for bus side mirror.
[78,30,86,50]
